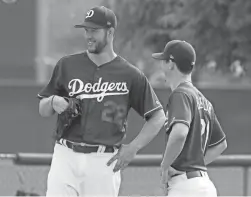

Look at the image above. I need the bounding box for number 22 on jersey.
[101,100,127,130]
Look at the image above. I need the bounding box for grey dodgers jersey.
[165,82,226,172]
[38,51,163,146]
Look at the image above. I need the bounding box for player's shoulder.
[170,82,200,104]
[117,56,141,71]
[172,83,193,98]
[53,51,87,69]
[176,82,194,92]
[175,82,215,112]
[117,56,146,78]
[60,51,87,63]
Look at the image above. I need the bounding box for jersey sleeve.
[167,92,192,133]
[37,58,64,99]
[130,71,163,120]
[208,115,226,147]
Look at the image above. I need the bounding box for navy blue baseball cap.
[152,40,196,74]
[75,6,117,29]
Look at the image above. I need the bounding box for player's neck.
[171,75,192,91]
[87,46,117,67]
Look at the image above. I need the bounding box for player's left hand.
[160,167,169,195]
[107,144,137,172]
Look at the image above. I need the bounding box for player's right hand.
[51,95,69,114]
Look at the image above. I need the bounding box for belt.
[171,170,204,179]
[186,170,203,179]
[57,139,116,153]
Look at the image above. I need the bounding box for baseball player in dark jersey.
[152,40,227,196]
[37,6,165,197]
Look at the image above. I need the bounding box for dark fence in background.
[0,86,249,154]
[0,153,250,196]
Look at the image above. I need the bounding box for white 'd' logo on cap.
[86,10,94,18]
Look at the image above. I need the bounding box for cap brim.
[152,52,166,60]
[74,21,104,29]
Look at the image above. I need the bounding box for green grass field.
[0,161,250,196]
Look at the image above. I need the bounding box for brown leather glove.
[55,97,82,140]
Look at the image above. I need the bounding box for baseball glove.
[55,97,82,140]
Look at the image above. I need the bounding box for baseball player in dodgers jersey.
[152,40,227,196]
[38,6,166,197]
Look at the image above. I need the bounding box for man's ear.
[169,62,175,70]
[108,27,115,37]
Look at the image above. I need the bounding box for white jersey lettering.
[68,78,129,102]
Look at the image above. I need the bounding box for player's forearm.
[39,96,55,117]
[129,109,166,153]
[161,125,188,170]
[204,139,227,165]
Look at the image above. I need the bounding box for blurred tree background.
[45,0,251,88]
[103,0,251,87]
